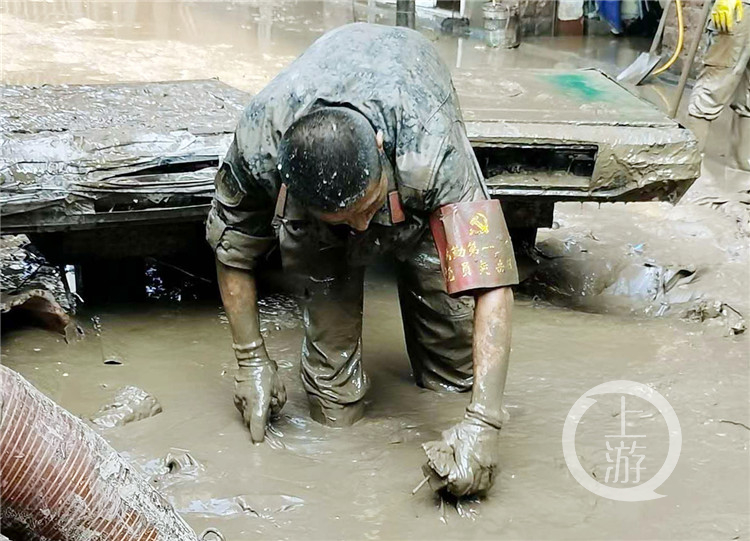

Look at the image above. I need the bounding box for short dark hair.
[278,107,381,212]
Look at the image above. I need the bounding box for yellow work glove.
[712,0,744,33]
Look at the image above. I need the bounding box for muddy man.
[206,23,518,498]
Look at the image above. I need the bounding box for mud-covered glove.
[712,0,744,32]
[421,405,503,497]
[233,341,287,443]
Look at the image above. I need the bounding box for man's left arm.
[420,124,517,497]
[472,286,513,432]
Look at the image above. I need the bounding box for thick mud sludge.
[2,283,748,539]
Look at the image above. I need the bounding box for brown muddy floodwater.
[2,268,749,540]
[0,0,649,93]
[1,0,749,539]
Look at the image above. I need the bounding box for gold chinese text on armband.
[429,199,519,295]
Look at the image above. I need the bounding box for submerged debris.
[146,450,206,491]
[683,300,746,336]
[164,451,204,476]
[91,385,163,428]
[524,225,749,334]
[525,236,701,316]
[0,234,74,334]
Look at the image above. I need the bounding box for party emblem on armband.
[429,199,516,295]
[468,212,490,236]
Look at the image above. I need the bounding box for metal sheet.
[1,80,251,231]
[1,72,701,236]
[455,68,672,126]
[454,68,701,199]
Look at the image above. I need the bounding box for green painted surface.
[455,68,671,125]
[544,72,610,102]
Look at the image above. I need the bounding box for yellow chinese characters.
[446,244,466,262]
[461,261,472,277]
[495,258,513,274]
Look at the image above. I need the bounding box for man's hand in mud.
[234,361,286,443]
[421,415,501,498]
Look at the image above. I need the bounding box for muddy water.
[2,267,749,540]
[1,0,647,93]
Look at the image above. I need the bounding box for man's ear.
[376,130,384,152]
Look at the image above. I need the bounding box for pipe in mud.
[0,365,199,541]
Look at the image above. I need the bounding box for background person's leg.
[395,234,474,393]
[731,114,750,170]
[730,62,750,171]
[689,16,750,120]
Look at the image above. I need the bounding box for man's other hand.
[712,0,744,33]
[422,415,500,497]
[234,362,287,443]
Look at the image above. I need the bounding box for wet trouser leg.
[395,232,474,393]
[300,264,368,426]
[279,220,368,427]
[731,64,750,170]
[732,111,750,171]
[689,15,750,120]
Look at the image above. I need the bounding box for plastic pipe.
[0,365,199,540]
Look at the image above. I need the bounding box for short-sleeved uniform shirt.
[207,23,517,289]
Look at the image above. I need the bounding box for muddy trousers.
[282,229,474,427]
[688,9,750,170]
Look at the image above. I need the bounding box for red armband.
[430,199,519,295]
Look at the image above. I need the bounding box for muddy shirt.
[207,23,510,278]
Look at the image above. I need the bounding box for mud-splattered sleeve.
[427,123,519,295]
[205,137,277,270]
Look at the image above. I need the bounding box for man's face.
[314,172,388,232]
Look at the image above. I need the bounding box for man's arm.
[471,286,513,427]
[208,136,285,444]
[216,260,264,347]
[421,197,517,497]
[216,259,286,443]
[418,123,517,497]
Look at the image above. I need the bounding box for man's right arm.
[215,260,285,443]
[216,260,264,348]
[207,139,277,347]
[207,138,285,443]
